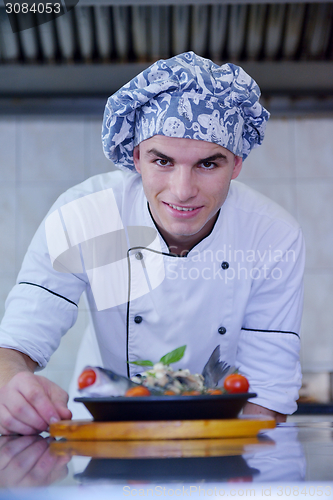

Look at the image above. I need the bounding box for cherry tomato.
[223,374,249,394]
[163,390,177,395]
[206,388,223,395]
[78,369,96,389]
[125,386,151,397]
[182,390,201,396]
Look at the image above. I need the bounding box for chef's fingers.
[48,385,72,421]
[0,402,44,435]
[0,373,70,433]
[17,375,65,427]
[56,404,72,421]
[3,384,50,432]
[37,376,72,421]
[0,372,62,432]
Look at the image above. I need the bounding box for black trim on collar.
[241,327,300,338]
[18,282,78,308]
[125,244,181,377]
[147,202,221,257]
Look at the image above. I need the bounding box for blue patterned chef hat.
[102,51,270,171]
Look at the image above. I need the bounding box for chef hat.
[102,51,270,171]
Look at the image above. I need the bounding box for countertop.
[1,417,333,499]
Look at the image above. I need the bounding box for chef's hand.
[0,372,72,435]
[0,348,72,435]
[0,435,70,487]
[243,402,286,423]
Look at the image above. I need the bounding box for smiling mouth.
[166,203,199,212]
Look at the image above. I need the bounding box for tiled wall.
[0,116,332,398]
[0,117,117,391]
[238,118,333,381]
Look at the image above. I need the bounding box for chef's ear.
[133,146,141,174]
[231,155,242,180]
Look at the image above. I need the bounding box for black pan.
[74,392,256,421]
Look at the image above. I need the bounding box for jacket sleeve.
[0,194,88,368]
[235,226,305,415]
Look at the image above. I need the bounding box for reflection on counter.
[0,435,70,488]
[64,427,304,484]
[2,421,333,491]
[245,426,306,482]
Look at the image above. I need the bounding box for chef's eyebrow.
[146,149,228,164]
[199,153,228,163]
[146,149,174,162]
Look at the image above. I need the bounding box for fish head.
[78,366,135,397]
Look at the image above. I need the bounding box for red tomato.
[78,369,97,389]
[206,388,223,395]
[223,374,249,394]
[182,390,202,396]
[125,386,151,397]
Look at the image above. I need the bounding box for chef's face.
[133,135,242,253]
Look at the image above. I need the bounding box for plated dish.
[74,392,257,421]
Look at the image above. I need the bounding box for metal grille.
[0,3,332,64]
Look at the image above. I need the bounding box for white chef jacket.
[0,170,305,415]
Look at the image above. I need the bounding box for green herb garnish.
[130,359,154,367]
[159,345,186,365]
[129,345,187,368]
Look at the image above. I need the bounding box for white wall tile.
[300,272,333,372]
[0,119,16,183]
[238,118,295,180]
[0,187,16,273]
[296,180,333,270]
[18,119,86,183]
[295,119,333,179]
[85,118,116,178]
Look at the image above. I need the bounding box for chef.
[0,52,304,435]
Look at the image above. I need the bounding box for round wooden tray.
[49,416,275,441]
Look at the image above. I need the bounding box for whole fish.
[78,345,231,397]
[78,366,140,397]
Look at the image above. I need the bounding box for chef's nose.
[170,166,198,201]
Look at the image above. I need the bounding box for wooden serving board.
[50,436,274,459]
[49,416,275,441]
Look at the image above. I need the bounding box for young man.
[0,52,304,435]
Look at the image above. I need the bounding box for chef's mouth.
[163,202,202,212]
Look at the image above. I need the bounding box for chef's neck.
[149,210,218,257]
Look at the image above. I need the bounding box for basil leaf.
[159,345,186,366]
[129,360,154,367]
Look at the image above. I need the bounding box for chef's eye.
[200,161,216,170]
[155,159,171,167]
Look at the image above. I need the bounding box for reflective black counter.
[0,419,333,499]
